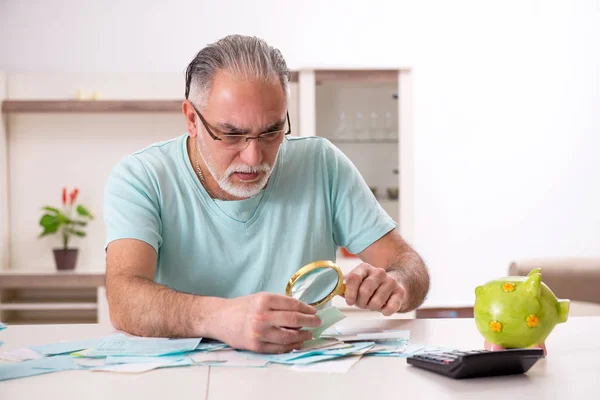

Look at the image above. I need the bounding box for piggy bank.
[474,268,569,350]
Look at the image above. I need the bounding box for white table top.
[1,315,598,399]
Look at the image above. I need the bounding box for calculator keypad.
[413,350,490,365]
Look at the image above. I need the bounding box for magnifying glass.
[285,260,346,307]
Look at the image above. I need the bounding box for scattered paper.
[194,342,229,352]
[290,355,362,373]
[29,334,125,356]
[293,338,342,353]
[73,358,106,368]
[0,355,82,381]
[190,350,269,367]
[366,343,453,357]
[320,342,374,357]
[351,346,375,356]
[323,328,410,342]
[91,360,174,374]
[304,307,346,339]
[105,355,186,365]
[0,348,44,362]
[294,343,350,354]
[85,337,201,357]
[245,341,374,365]
[161,358,194,368]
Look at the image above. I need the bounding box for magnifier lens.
[290,267,339,306]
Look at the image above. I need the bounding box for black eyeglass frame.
[188,101,291,144]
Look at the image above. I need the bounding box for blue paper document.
[29,334,125,356]
[86,337,201,357]
[0,355,82,381]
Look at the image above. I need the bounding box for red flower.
[62,187,67,205]
[70,188,79,205]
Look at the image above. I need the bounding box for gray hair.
[185,35,291,109]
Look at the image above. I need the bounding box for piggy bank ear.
[527,267,542,277]
[475,286,482,295]
[526,270,542,297]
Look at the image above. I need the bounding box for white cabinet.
[0,270,108,325]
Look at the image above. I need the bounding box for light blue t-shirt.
[103,133,396,298]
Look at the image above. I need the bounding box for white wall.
[1,0,599,305]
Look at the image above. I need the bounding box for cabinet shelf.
[315,69,399,83]
[2,100,182,113]
[0,301,97,311]
[0,270,105,324]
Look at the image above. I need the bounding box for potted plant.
[38,187,94,270]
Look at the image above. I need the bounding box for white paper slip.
[0,348,44,362]
[74,358,106,368]
[91,360,174,373]
[323,330,410,342]
[322,325,410,342]
[351,346,377,356]
[366,342,408,354]
[292,338,343,353]
[290,355,362,374]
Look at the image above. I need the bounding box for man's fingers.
[269,311,322,329]
[355,267,390,309]
[261,326,313,346]
[366,280,397,311]
[259,293,317,314]
[380,289,404,316]
[257,341,305,354]
[344,264,371,306]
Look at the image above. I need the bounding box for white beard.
[198,138,278,199]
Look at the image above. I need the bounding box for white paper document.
[0,348,44,362]
[321,320,410,342]
[292,338,344,353]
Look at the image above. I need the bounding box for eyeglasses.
[189,102,291,151]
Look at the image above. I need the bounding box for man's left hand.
[343,263,406,316]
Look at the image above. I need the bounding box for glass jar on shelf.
[353,112,366,141]
[333,112,349,140]
[383,111,395,140]
[369,111,380,140]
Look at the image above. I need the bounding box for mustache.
[224,164,271,177]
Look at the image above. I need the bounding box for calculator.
[406,348,544,379]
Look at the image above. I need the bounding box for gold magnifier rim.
[286,260,345,307]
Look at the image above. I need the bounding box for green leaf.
[42,206,60,214]
[39,214,60,232]
[76,205,94,219]
[57,212,70,224]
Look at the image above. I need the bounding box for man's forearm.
[387,248,430,312]
[107,274,225,338]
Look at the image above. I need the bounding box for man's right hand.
[212,293,322,354]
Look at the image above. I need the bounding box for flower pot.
[53,248,78,270]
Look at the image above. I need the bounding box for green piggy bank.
[474,268,569,350]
